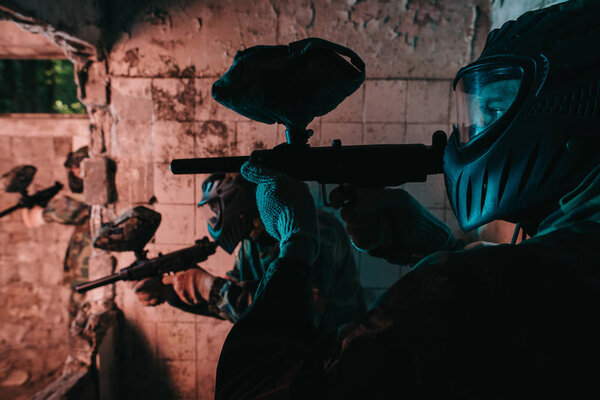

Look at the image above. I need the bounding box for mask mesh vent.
[529,80,600,118]
[455,171,463,220]
[481,165,488,214]
[466,177,472,221]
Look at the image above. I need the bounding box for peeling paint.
[123,48,139,75]
[198,121,228,139]
[152,79,196,121]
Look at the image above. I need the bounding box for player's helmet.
[444,0,600,232]
[64,146,89,193]
[199,174,257,254]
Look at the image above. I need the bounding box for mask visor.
[455,64,523,145]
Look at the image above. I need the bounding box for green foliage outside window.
[0,59,86,114]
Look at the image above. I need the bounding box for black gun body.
[0,181,63,219]
[170,140,445,188]
[74,238,217,293]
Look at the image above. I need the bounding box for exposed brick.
[80,60,109,107]
[83,157,109,205]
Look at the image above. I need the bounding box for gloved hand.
[330,187,461,264]
[131,277,166,306]
[241,161,319,265]
[170,267,214,305]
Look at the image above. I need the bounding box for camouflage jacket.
[209,210,366,331]
[43,193,91,288]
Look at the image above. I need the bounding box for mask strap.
[510,222,522,245]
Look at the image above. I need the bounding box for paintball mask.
[211,37,365,144]
[444,0,600,232]
[199,174,257,254]
[64,146,89,193]
[1,165,36,193]
[93,206,161,254]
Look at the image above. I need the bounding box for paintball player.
[215,1,600,398]
[21,146,91,319]
[133,173,366,333]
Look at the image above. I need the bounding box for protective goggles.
[454,64,524,145]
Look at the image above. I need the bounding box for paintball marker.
[169,38,447,203]
[0,165,63,219]
[74,206,217,293]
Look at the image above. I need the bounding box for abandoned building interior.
[0,0,568,399]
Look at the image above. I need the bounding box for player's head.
[64,146,89,193]
[199,173,258,254]
[444,0,600,233]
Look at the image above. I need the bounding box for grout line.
[404,80,409,144]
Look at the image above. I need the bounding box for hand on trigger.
[330,187,459,264]
[170,267,214,305]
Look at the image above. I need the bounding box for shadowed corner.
[116,314,179,400]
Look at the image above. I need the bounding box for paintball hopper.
[1,165,36,193]
[93,206,161,253]
[211,37,365,144]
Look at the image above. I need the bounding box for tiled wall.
[0,115,90,393]
[99,1,491,398]
[1,1,488,398]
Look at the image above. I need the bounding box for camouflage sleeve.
[225,248,243,281]
[42,195,89,225]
